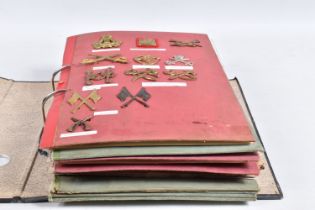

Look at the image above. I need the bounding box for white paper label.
[164,66,194,70]
[82,83,118,91]
[132,65,160,69]
[92,65,115,70]
[91,48,120,52]
[130,48,166,51]
[60,130,97,138]
[94,110,119,116]
[142,82,187,87]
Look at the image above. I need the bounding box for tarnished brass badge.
[163,70,197,81]
[169,39,202,47]
[133,55,160,65]
[67,116,93,132]
[93,34,122,49]
[124,69,158,81]
[165,55,193,66]
[85,68,116,85]
[67,90,102,113]
[136,38,158,48]
[81,54,128,65]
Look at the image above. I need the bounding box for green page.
[53,142,263,161]
[52,192,255,198]
[51,192,256,202]
[51,176,258,202]
[53,176,258,194]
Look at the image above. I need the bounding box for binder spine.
[39,35,76,150]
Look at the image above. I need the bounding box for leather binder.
[0,77,282,202]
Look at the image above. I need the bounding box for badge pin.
[124,69,158,81]
[67,116,93,132]
[81,54,128,65]
[85,68,116,85]
[163,70,197,81]
[136,38,159,48]
[169,39,202,47]
[117,87,151,108]
[93,34,122,49]
[67,90,102,113]
[134,55,160,65]
[165,55,193,66]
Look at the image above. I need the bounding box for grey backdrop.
[0,0,314,209]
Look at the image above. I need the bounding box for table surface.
[0,0,314,209]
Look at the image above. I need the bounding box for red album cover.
[40,31,254,149]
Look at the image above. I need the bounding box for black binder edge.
[233,77,283,200]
